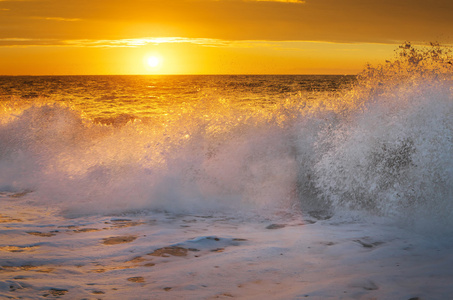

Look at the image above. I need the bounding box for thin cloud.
[0,36,443,50]
[0,37,307,48]
[0,38,59,46]
[0,37,372,51]
[64,37,231,47]
[0,37,229,47]
[34,16,82,22]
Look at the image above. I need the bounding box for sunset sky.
[1,0,452,75]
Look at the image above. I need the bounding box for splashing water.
[0,44,452,233]
[315,43,453,233]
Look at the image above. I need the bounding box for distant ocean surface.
[0,45,452,235]
[0,75,355,122]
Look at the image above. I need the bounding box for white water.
[0,45,452,234]
[1,43,453,299]
[0,50,453,231]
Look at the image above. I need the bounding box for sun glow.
[147,56,161,68]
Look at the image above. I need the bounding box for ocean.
[0,74,354,121]
[0,74,358,215]
[1,45,453,299]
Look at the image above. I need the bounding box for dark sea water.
[0,46,452,235]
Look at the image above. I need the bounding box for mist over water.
[0,44,452,234]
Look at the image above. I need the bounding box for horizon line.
[0,73,358,76]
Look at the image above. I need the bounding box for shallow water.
[1,191,452,299]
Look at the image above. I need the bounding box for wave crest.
[315,43,453,232]
[0,44,452,232]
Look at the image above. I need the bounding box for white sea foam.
[0,44,451,235]
[1,44,453,299]
[315,43,453,234]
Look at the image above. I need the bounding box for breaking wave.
[0,43,452,233]
[315,43,453,232]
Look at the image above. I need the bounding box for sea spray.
[0,44,451,233]
[0,97,305,216]
[315,43,453,232]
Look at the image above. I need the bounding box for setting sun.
[147,56,161,68]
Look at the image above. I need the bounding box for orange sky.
[0,0,452,75]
